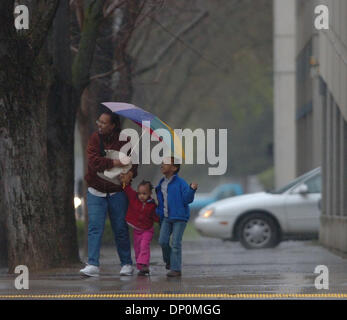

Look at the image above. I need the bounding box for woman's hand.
[113,157,130,167]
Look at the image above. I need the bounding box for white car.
[194,167,321,249]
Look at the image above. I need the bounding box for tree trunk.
[0,96,61,272]
[0,32,60,272]
[0,0,77,272]
[0,177,8,267]
[46,0,107,263]
[46,0,80,266]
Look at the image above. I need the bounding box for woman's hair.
[98,108,121,157]
[98,104,121,130]
[103,110,121,131]
[138,180,153,192]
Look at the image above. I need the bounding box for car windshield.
[211,186,223,198]
[268,169,320,194]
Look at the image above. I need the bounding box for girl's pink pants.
[133,227,154,270]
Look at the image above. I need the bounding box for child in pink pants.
[122,180,159,275]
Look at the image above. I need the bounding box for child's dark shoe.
[166,270,181,277]
[137,265,150,276]
[165,263,170,270]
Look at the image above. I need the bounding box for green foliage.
[257,167,275,191]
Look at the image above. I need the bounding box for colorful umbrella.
[101,102,185,160]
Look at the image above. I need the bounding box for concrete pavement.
[1,237,347,298]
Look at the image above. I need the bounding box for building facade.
[275,0,347,252]
[296,1,323,175]
[296,0,347,252]
[313,0,347,252]
[273,0,297,188]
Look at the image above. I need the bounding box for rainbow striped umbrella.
[101,102,185,160]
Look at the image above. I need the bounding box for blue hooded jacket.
[155,174,196,221]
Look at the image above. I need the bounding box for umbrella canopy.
[101,102,185,160]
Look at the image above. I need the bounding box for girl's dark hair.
[138,180,153,192]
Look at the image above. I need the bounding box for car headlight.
[201,208,214,218]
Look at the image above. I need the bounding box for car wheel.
[238,213,280,249]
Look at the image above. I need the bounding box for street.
[1,236,347,298]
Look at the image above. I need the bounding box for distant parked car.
[189,183,243,214]
[194,167,321,249]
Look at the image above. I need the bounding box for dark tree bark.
[46,0,80,265]
[0,106,60,272]
[0,0,64,272]
[0,0,109,271]
[72,0,106,96]
[0,0,157,271]
[45,0,111,261]
[0,173,8,267]
[45,0,109,263]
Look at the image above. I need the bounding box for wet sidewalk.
[1,238,347,298]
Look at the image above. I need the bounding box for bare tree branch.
[72,0,106,95]
[70,45,78,53]
[133,10,209,77]
[71,0,84,30]
[103,0,127,19]
[90,63,125,81]
[153,46,182,82]
[130,14,155,59]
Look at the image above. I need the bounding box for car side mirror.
[294,184,309,195]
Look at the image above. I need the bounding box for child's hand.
[190,182,198,190]
[117,174,126,185]
[119,172,133,186]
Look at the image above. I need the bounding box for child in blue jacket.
[155,157,198,277]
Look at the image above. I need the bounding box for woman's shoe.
[79,264,100,277]
[120,264,134,276]
[167,270,181,277]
